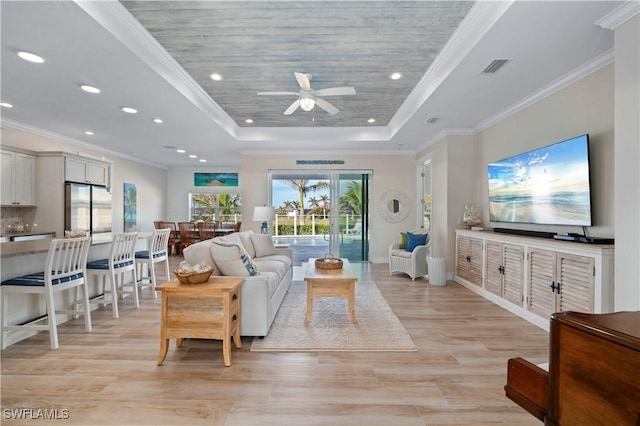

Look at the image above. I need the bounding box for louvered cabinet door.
[502,244,524,306]
[528,248,557,318]
[484,240,503,296]
[557,253,595,313]
[469,237,483,286]
[456,236,470,280]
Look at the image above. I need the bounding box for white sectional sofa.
[183,231,292,337]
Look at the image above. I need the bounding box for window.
[422,159,432,231]
[189,193,242,223]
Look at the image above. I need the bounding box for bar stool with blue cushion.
[1,236,92,350]
[86,232,138,319]
[135,228,171,298]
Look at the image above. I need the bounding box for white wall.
[240,154,417,263]
[613,15,640,310]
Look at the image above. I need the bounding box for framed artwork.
[194,172,238,187]
[124,182,137,231]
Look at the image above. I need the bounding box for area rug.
[251,280,417,352]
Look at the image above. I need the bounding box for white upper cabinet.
[65,156,110,186]
[1,148,36,206]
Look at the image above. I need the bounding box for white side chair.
[389,231,431,281]
[135,228,171,298]
[86,232,138,318]
[1,236,92,350]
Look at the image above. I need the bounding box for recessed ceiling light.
[209,72,223,81]
[367,118,376,123]
[176,149,186,154]
[153,118,163,124]
[122,106,137,114]
[17,50,44,63]
[389,72,403,80]
[81,85,100,94]
[245,118,254,124]
[199,159,207,163]
[189,154,197,159]
[84,131,94,136]
[0,102,13,108]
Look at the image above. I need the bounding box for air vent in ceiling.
[482,59,510,74]
[424,117,440,125]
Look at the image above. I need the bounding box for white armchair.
[389,235,431,281]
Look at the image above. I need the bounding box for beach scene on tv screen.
[488,136,591,226]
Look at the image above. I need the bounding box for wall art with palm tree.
[123,182,137,231]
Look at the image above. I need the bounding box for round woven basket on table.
[173,267,213,284]
[315,253,343,270]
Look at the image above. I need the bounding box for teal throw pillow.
[399,232,408,249]
[406,231,428,252]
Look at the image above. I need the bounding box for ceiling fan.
[257,72,356,115]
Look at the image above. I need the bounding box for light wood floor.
[1,256,549,425]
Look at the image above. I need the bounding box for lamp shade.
[253,206,275,222]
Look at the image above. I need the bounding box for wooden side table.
[156,277,243,366]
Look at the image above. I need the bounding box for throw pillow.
[399,232,408,249]
[406,231,428,252]
[210,240,259,276]
[251,234,277,258]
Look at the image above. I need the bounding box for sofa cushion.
[390,249,413,258]
[219,231,256,258]
[399,232,408,249]
[257,254,292,269]
[406,231,428,252]
[251,234,277,258]
[253,259,288,282]
[210,240,259,276]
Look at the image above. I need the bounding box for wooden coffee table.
[304,258,358,324]
[156,277,243,367]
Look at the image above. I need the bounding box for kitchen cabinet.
[1,148,36,206]
[65,156,110,186]
[454,229,613,331]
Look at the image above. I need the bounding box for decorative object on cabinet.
[462,203,481,226]
[378,190,410,223]
[123,182,137,231]
[1,236,92,350]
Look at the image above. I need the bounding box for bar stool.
[135,228,171,297]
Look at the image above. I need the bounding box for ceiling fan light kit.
[258,72,355,115]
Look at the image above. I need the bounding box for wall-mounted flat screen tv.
[488,134,592,226]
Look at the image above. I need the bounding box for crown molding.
[386,0,514,139]
[596,1,640,30]
[240,149,413,157]
[74,0,239,139]
[236,126,391,142]
[475,49,614,134]
[1,118,167,169]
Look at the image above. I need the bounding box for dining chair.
[178,222,197,250]
[198,221,218,241]
[1,236,92,350]
[86,232,138,318]
[135,228,171,297]
[159,221,181,256]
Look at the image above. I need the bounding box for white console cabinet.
[454,229,614,331]
[1,147,36,206]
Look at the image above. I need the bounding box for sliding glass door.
[269,171,370,263]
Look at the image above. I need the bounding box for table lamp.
[253,206,275,234]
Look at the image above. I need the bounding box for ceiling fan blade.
[283,99,300,115]
[314,87,356,97]
[314,97,339,115]
[294,72,311,91]
[257,91,298,96]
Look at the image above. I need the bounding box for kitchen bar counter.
[0,239,53,258]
